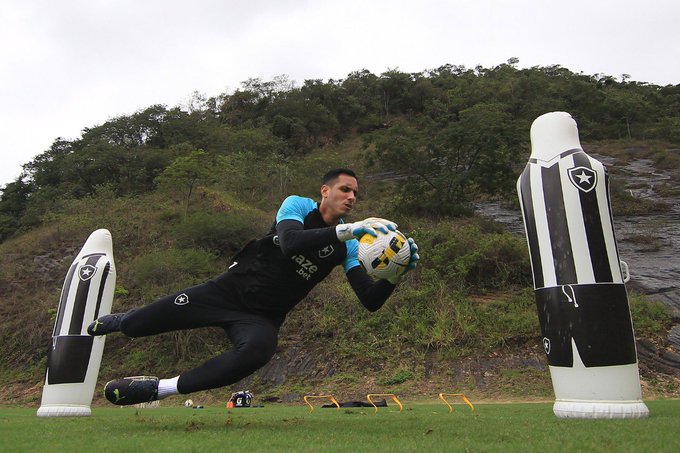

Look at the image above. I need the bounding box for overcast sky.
[1,0,679,188]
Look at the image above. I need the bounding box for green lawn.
[1,400,679,452]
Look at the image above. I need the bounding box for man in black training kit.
[89,168,419,405]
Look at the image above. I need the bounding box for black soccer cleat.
[87,313,124,336]
[104,376,159,406]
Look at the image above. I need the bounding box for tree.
[22,138,75,189]
[378,69,413,120]
[300,79,365,129]
[219,76,293,127]
[155,150,211,217]
[80,105,169,148]
[603,89,655,140]
[341,70,384,130]
[268,89,340,151]
[0,178,31,241]
[364,103,523,216]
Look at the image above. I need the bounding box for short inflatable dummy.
[37,229,116,417]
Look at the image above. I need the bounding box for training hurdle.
[304,392,474,414]
[367,393,403,413]
[438,393,475,413]
[304,395,340,413]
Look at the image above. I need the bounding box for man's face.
[321,174,358,220]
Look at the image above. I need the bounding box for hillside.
[1,138,678,407]
[1,63,679,406]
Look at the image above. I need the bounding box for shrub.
[419,222,532,291]
[171,210,266,256]
[629,294,673,341]
[380,369,414,385]
[131,248,217,287]
[609,179,671,216]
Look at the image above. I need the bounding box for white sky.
[1,0,679,188]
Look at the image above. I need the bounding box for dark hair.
[322,168,357,185]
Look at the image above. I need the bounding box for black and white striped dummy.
[37,229,116,417]
[517,112,648,419]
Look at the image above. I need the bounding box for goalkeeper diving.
[88,168,419,405]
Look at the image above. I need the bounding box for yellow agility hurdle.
[367,393,403,413]
[438,393,475,413]
[303,395,340,413]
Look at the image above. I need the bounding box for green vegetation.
[0,61,678,405]
[629,295,674,342]
[4,61,680,238]
[609,178,672,216]
[2,402,680,452]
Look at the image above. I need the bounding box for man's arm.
[346,266,395,312]
[276,219,339,257]
[276,218,397,257]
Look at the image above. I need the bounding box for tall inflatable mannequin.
[37,229,116,417]
[517,112,648,419]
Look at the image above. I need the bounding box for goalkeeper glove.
[335,217,397,242]
[387,237,420,284]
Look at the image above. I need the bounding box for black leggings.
[118,281,279,394]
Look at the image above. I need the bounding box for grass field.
[1,400,679,452]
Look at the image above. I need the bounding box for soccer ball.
[184,399,194,408]
[358,230,411,280]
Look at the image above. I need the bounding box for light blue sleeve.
[276,196,317,224]
[343,239,361,273]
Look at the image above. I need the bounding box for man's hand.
[336,217,397,242]
[387,237,419,284]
